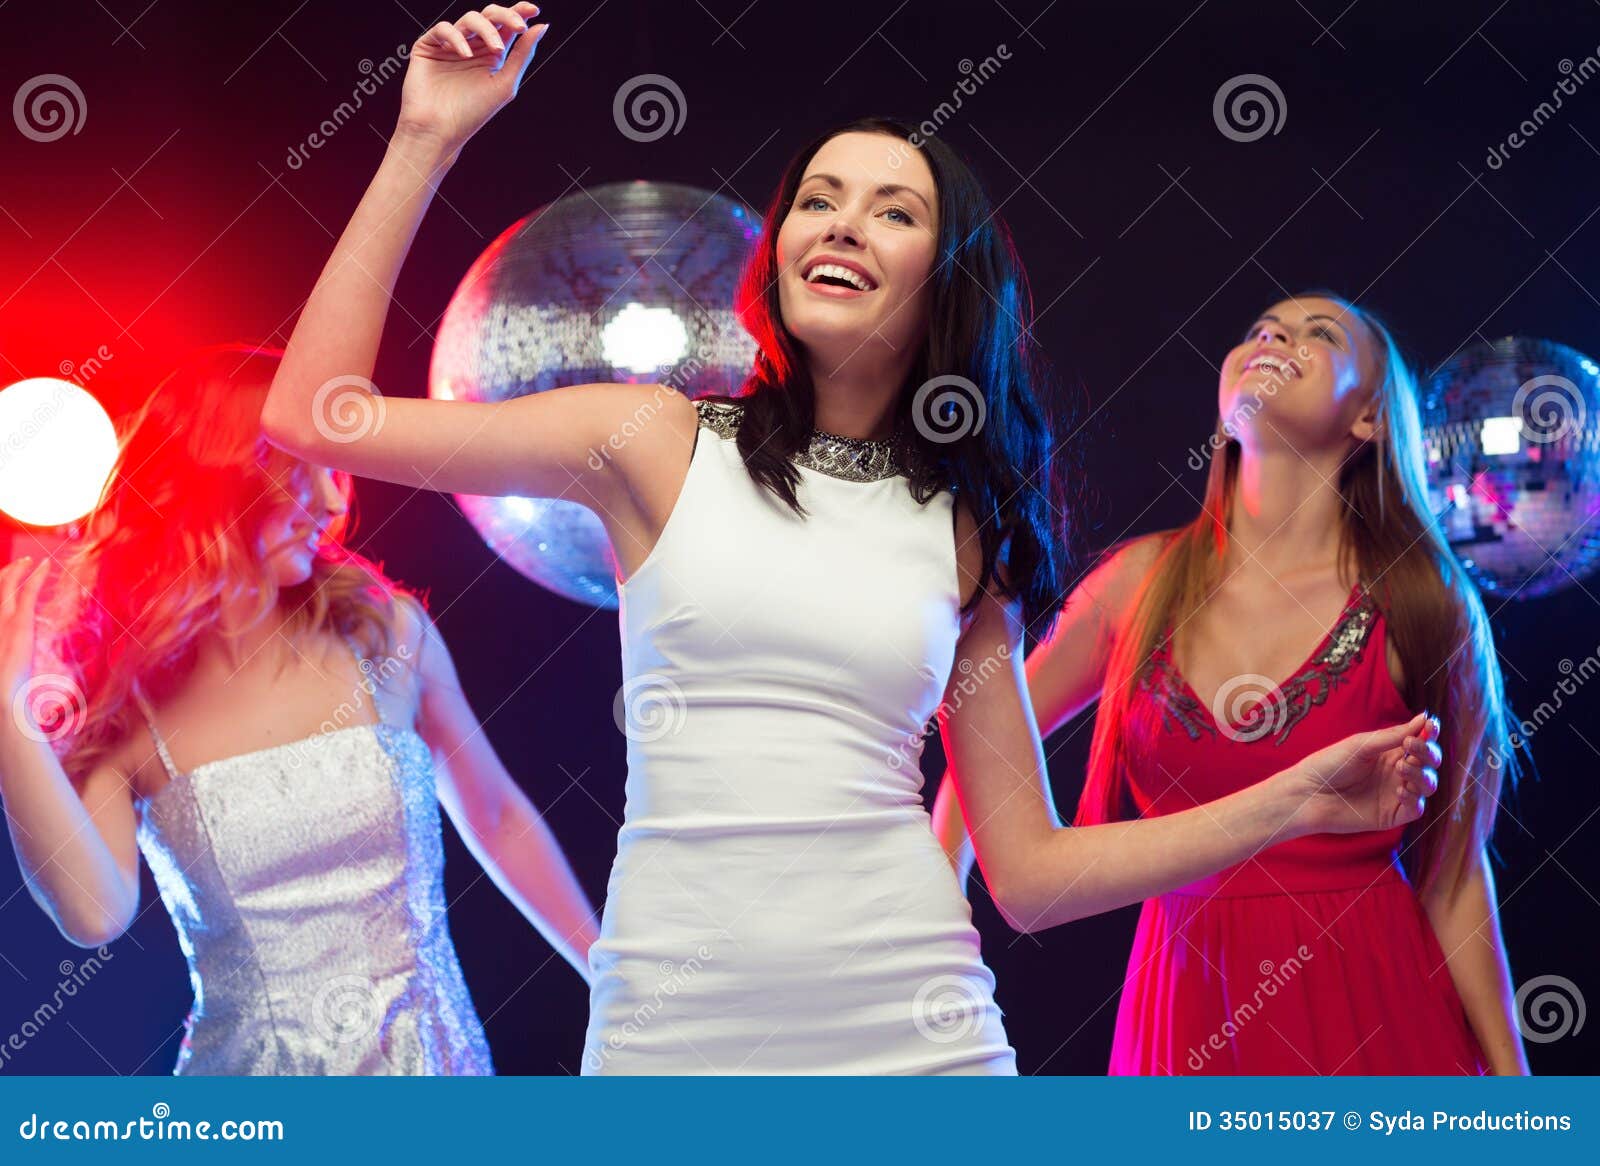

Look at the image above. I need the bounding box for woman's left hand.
[1283,711,1442,836]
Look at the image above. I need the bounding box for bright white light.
[601,303,689,374]
[1448,483,1469,508]
[0,378,119,527]
[1481,416,1521,456]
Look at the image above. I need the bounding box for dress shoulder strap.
[694,397,743,440]
[340,632,388,727]
[130,689,182,782]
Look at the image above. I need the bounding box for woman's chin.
[270,553,315,588]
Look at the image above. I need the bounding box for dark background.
[0,0,1596,1075]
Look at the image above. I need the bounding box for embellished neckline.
[798,423,907,482]
[1145,581,1380,746]
[694,398,909,483]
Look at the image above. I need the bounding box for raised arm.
[0,558,140,947]
[931,533,1164,887]
[937,536,1442,935]
[259,6,653,514]
[402,596,600,984]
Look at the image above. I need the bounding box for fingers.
[499,18,549,86]
[457,11,507,56]
[482,4,533,30]
[423,20,473,57]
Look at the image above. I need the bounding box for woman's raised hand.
[1285,711,1444,835]
[396,4,549,153]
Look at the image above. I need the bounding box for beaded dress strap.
[340,632,387,727]
[130,690,182,783]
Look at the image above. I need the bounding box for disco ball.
[429,180,761,608]
[1422,335,1600,600]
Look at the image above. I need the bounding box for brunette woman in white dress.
[258,5,1445,1074]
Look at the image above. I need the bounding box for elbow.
[56,907,132,949]
[992,874,1086,936]
[259,393,318,459]
[990,875,1046,936]
[52,889,137,949]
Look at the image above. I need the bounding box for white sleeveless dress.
[583,397,1016,1075]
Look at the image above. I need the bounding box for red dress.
[1108,581,1487,1075]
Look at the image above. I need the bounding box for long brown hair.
[49,344,421,783]
[1075,293,1520,899]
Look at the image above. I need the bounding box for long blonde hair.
[1076,293,1520,899]
[50,344,422,783]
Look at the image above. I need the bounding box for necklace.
[797,424,907,483]
[691,398,909,483]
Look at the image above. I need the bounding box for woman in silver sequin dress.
[0,344,599,1075]
[250,6,1445,1073]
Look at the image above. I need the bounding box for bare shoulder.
[602,385,702,494]
[604,389,707,582]
[1077,530,1170,622]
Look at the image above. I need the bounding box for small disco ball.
[429,180,761,608]
[1422,335,1600,600]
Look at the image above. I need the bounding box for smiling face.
[1217,295,1382,452]
[774,131,940,374]
[255,462,349,587]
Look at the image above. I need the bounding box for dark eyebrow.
[799,172,933,213]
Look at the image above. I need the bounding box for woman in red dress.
[933,291,1529,1074]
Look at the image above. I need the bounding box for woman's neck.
[1223,444,1348,582]
[807,354,908,441]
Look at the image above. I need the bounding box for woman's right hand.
[396,4,549,154]
[0,556,47,723]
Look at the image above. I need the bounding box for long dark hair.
[719,115,1077,639]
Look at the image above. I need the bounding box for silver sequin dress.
[132,642,493,1076]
